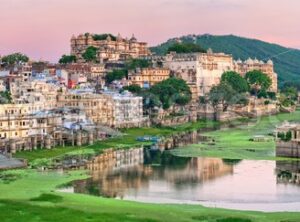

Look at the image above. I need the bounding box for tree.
[82,46,97,62]
[59,55,76,64]
[1,53,29,66]
[279,86,298,107]
[221,71,249,93]
[245,70,272,96]
[92,34,116,41]
[167,42,206,54]
[282,86,298,101]
[0,91,12,104]
[126,58,151,70]
[206,82,248,120]
[122,85,142,94]
[150,78,191,109]
[105,69,128,84]
[141,91,162,112]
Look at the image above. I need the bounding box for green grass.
[1,169,300,222]
[14,120,218,163]
[172,110,300,160]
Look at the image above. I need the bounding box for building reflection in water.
[73,148,235,198]
[276,161,300,185]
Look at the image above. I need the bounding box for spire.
[117,33,122,41]
[130,34,137,42]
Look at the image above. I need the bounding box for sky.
[0,0,299,62]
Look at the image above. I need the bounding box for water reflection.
[74,148,235,198]
[70,148,300,212]
[276,161,300,185]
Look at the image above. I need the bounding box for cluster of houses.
[0,32,285,154]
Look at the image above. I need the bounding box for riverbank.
[3,112,300,222]
[172,110,300,160]
[1,169,300,222]
[13,119,219,165]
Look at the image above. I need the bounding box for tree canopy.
[125,58,151,70]
[59,55,77,64]
[105,69,128,84]
[122,85,142,94]
[245,70,272,95]
[1,53,29,66]
[0,91,12,104]
[167,43,206,54]
[282,86,298,101]
[221,71,249,93]
[92,34,116,41]
[279,86,298,107]
[150,77,191,109]
[82,46,98,62]
[205,82,248,120]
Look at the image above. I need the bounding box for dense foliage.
[151,34,300,86]
[279,86,298,107]
[221,71,249,93]
[167,43,206,54]
[126,58,151,70]
[245,70,272,96]
[122,85,142,94]
[149,78,191,109]
[1,53,29,66]
[0,91,12,104]
[277,131,292,142]
[82,46,98,62]
[92,33,116,41]
[105,69,128,84]
[208,83,248,112]
[282,86,298,101]
[59,55,76,64]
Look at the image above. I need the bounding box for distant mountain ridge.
[151,34,300,86]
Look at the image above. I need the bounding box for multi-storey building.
[165,50,233,96]
[128,68,170,88]
[109,92,145,128]
[165,50,278,97]
[12,80,61,109]
[57,92,114,126]
[71,33,150,63]
[0,103,60,140]
[234,58,277,92]
[57,91,145,128]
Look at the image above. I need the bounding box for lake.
[63,148,300,212]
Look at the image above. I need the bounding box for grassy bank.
[1,169,300,222]
[172,110,300,160]
[14,119,218,163]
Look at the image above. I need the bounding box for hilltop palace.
[70,33,277,97]
[71,33,151,63]
[153,50,278,97]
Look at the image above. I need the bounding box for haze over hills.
[151,34,300,87]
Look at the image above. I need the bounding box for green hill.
[151,34,300,87]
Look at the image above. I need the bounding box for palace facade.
[164,50,278,97]
[71,33,151,63]
[128,68,170,88]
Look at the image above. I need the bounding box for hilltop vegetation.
[151,34,300,87]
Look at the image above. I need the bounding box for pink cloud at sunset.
[0,0,299,62]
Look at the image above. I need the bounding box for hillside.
[151,34,300,86]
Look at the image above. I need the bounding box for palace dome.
[246,58,254,64]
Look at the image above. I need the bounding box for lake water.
[67,148,300,212]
